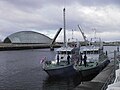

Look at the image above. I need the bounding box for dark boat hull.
[43,59,110,78]
[43,64,76,77]
[80,59,110,77]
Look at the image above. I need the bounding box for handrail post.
[114,50,116,78]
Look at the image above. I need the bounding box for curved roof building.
[4,31,52,44]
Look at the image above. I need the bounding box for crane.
[78,25,88,46]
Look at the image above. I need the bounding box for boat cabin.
[55,47,74,61]
[81,46,100,54]
[80,46,101,62]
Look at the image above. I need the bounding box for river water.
[0,46,118,90]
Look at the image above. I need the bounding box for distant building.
[4,31,52,44]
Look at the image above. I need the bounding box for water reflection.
[42,71,99,90]
[42,74,82,90]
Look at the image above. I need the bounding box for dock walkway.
[75,61,114,90]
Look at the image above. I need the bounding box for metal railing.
[101,50,120,90]
[101,68,115,90]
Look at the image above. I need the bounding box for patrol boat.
[42,8,77,77]
[73,37,110,77]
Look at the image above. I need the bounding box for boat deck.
[74,62,97,71]
[44,61,72,69]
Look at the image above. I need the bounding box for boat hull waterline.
[43,63,77,77]
[43,59,110,77]
[79,59,110,77]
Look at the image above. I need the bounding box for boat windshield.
[57,51,71,54]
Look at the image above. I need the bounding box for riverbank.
[0,43,61,51]
[0,43,119,51]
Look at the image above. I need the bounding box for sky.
[0,0,120,42]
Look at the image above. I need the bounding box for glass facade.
[4,31,52,44]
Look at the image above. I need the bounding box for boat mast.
[63,8,67,47]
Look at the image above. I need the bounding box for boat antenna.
[93,28,96,38]
[72,29,73,39]
[63,8,67,47]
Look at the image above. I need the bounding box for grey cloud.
[5,0,74,7]
[0,0,120,41]
[5,0,120,7]
[3,0,120,12]
[76,0,120,6]
[3,0,45,12]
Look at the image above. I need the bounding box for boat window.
[59,51,71,54]
[72,50,79,55]
[67,51,71,54]
[83,50,99,54]
[94,51,99,54]
[72,51,75,54]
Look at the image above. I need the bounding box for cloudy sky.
[0,0,120,42]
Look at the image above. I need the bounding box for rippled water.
[0,46,118,90]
